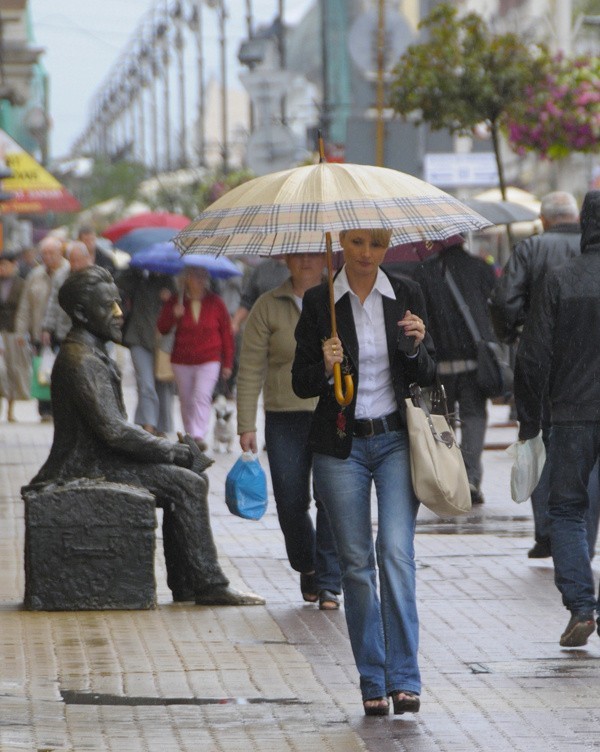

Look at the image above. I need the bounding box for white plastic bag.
[506,433,546,503]
[37,346,56,386]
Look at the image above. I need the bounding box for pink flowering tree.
[506,55,600,160]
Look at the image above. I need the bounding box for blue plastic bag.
[225,452,268,520]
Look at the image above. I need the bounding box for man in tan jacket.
[15,235,68,421]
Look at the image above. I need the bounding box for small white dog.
[212,395,236,453]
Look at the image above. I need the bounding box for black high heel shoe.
[389,690,420,715]
[363,697,389,716]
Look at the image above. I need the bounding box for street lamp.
[189,1,206,167]
[206,0,229,173]
[173,2,188,168]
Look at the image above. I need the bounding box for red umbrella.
[385,234,465,263]
[331,233,465,270]
[102,212,190,243]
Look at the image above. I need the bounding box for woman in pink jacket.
[158,268,233,450]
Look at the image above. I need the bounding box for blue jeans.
[547,424,600,616]
[265,411,341,593]
[313,429,420,701]
[532,426,599,555]
[130,345,174,434]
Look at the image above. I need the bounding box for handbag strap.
[444,267,483,344]
[409,383,456,449]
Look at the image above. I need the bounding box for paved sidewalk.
[1,358,599,752]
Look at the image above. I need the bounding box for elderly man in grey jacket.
[41,241,93,348]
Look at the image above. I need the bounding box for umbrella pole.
[325,230,354,406]
[319,134,352,405]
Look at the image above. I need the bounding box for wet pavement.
[1,350,599,752]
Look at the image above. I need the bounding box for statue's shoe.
[195,586,266,606]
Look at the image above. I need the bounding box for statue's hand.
[172,443,193,469]
[177,432,214,474]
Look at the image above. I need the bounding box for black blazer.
[292,270,436,458]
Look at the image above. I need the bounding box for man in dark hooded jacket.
[515,190,600,648]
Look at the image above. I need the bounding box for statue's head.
[59,266,124,343]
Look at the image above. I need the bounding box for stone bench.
[23,480,157,611]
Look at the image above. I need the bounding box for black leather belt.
[353,411,402,438]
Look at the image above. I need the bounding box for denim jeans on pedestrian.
[313,429,420,701]
[264,411,341,593]
[547,424,600,616]
[130,345,174,434]
[531,426,599,556]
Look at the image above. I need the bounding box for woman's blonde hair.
[339,228,392,248]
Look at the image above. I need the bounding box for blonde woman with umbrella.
[292,229,436,716]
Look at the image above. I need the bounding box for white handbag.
[405,383,471,517]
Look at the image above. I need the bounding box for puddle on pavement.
[466,656,600,678]
[417,514,532,536]
[60,690,306,706]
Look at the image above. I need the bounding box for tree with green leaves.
[389,2,549,200]
[76,158,148,210]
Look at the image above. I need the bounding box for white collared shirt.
[334,266,398,419]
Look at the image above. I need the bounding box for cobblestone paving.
[1,354,599,751]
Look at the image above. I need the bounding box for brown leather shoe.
[195,586,265,606]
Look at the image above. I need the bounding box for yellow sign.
[0,129,81,213]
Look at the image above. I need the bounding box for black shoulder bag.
[444,268,513,399]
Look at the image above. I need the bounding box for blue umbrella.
[181,252,242,279]
[115,227,178,255]
[130,242,242,279]
[129,244,183,275]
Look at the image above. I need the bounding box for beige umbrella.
[175,149,491,404]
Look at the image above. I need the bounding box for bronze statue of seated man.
[29,265,264,607]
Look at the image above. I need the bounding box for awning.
[0,129,81,214]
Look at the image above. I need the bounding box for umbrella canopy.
[174,162,491,257]
[115,227,179,255]
[130,242,242,279]
[474,187,541,214]
[174,158,490,408]
[461,199,538,225]
[103,211,190,243]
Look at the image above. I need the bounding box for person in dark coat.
[514,190,600,648]
[30,266,264,607]
[118,268,177,436]
[489,192,580,345]
[489,191,598,560]
[0,249,27,421]
[412,243,497,505]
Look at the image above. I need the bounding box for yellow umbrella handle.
[333,363,354,406]
[324,228,354,406]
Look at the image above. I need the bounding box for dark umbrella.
[461,199,538,225]
[103,212,190,243]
